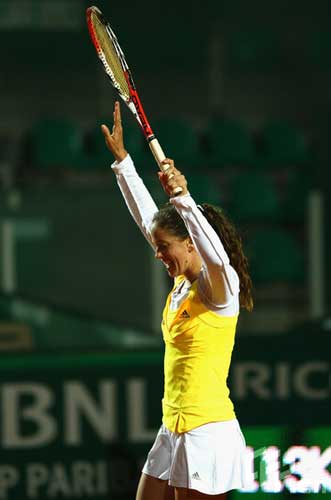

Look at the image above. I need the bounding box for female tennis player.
[101,101,253,500]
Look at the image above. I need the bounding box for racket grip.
[148,138,182,195]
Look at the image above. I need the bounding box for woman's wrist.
[115,150,128,162]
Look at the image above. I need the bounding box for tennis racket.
[86,6,182,194]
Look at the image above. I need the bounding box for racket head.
[86,6,131,102]
[86,6,154,139]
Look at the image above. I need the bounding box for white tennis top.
[111,154,239,317]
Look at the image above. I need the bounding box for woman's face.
[151,225,192,278]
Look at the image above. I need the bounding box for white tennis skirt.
[142,419,247,495]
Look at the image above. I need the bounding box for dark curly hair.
[152,202,253,312]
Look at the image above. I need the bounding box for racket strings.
[92,14,130,101]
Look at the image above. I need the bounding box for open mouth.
[162,260,173,271]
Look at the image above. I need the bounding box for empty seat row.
[23,116,313,173]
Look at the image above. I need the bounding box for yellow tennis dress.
[162,275,239,433]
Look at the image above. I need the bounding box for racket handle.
[148,138,182,195]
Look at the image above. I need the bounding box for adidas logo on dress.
[179,309,190,319]
[191,472,201,480]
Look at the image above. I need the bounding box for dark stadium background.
[0,1,330,499]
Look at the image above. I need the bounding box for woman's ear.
[186,237,195,252]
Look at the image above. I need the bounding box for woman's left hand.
[101,101,128,162]
[158,159,189,197]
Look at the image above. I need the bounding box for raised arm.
[101,102,158,248]
[158,160,239,308]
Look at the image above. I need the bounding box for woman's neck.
[184,256,202,283]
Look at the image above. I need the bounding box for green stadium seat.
[246,228,305,285]
[206,119,256,168]
[153,118,202,168]
[188,173,221,205]
[281,168,313,222]
[258,121,311,167]
[230,172,280,222]
[30,117,84,169]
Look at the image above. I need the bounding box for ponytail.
[199,203,254,312]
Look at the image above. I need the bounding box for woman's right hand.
[158,159,189,197]
[101,101,128,162]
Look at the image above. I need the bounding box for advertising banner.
[0,339,329,499]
